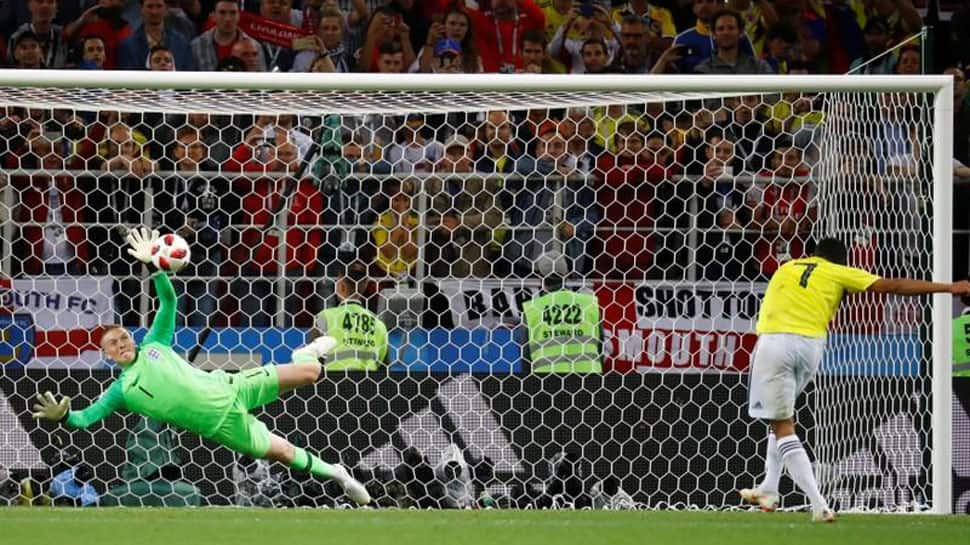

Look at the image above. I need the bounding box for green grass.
[2,508,969,545]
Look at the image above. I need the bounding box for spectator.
[559,107,603,157]
[612,0,676,54]
[426,135,505,278]
[98,121,154,176]
[190,0,258,71]
[414,8,482,73]
[595,129,669,278]
[226,116,290,172]
[216,55,246,71]
[147,44,174,70]
[949,66,970,166]
[468,0,545,73]
[819,0,865,74]
[260,0,303,27]
[118,0,194,71]
[720,95,773,171]
[231,138,326,326]
[666,0,754,73]
[610,14,653,74]
[254,0,304,70]
[694,133,753,281]
[11,32,46,69]
[290,6,355,72]
[849,17,893,74]
[518,27,564,73]
[372,179,420,278]
[156,127,236,326]
[230,36,267,71]
[180,111,238,164]
[951,1,970,70]
[766,93,823,159]
[747,144,814,278]
[795,18,828,73]
[163,0,198,39]
[64,0,133,69]
[385,0,433,53]
[592,106,648,153]
[953,68,970,281]
[541,0,574,43]
[512,127,599,277]
[7,0,70,68]
[579,38,612,73]
[893,45,920,75]
[474,110,522,174]
[9,133,91,276]
[381,114,444,174]
[374,38,407,73]
[549,5,618,74]
[299,53,330,72]
[360,7,415,72]
[79,35,107,70]
[727,0,777,58]
[761,22,796,74]
[865,0,921,45]
[693,10,773,74]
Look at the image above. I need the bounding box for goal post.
[0,71,954,512]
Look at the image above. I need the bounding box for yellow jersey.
[756,256,880,338]
[611,3,677,39]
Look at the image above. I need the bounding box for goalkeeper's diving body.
[32,228,371,505]
[740,238,970,522]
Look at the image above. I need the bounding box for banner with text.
[434,280,764,373]
[0,277,115,368]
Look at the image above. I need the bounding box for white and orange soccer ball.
[151,233,191,273]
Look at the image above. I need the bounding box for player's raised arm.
[32,381,126,429]
[126,227,177,346]
[867,278,970,296]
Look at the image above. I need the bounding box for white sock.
[759,432,781,494]
[778,435,827,511]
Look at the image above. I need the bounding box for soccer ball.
[151,233,191,273]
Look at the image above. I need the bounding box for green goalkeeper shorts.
[209,365,280,459]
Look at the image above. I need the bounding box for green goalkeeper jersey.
[65,272,235,437]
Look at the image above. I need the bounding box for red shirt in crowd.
[753,177,814,276]
[467,0,544,73]
[232,178,324,275]
[595,152,668,275]
[75,19,132,69]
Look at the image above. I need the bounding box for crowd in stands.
[1,0,969,327]
[0,0,943,75]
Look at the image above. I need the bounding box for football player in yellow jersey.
[740,238,970,522]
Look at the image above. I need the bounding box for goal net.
[0,72,952,512]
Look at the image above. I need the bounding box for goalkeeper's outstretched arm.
[144,271,177,346]
[32,381,126,429]
[126,227,177,346]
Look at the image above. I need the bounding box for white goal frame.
[0,70,953,513]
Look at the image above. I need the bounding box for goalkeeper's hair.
[96,324,127,347]
[812,237,848,266]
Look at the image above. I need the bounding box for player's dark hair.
[813,237,848,265]
[341,261,370,298]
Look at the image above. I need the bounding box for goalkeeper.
[31,228,370,506]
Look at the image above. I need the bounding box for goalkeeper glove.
[31,391,70,422]
[292,336,338,362]
[125,227,160,265]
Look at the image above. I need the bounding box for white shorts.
[747,333,826,420]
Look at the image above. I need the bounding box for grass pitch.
[2,508,969,545]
